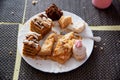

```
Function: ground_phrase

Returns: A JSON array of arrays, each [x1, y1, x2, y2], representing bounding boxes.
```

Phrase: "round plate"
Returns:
[[17, 11, 94, 73]]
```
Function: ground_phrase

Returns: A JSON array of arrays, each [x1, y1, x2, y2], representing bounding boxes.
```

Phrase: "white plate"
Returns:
[[17, 11, 94, 73]]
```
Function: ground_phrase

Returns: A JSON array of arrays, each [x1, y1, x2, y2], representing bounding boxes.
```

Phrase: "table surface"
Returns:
[[0, 0, 120, 80]]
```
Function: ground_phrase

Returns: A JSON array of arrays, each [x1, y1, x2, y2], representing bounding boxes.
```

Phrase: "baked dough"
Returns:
[[58, 16, 72, 29], [23, 40, 41, 56], [51, 32, 77, 64], [38, 33, 56, 56]]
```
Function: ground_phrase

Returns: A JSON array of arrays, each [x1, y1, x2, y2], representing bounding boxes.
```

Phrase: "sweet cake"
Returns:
[[38, 33, 56, 56], [73, 40, 86, 60], [23, 32, 41, 57], [50, 32, 78, 64], [45, 4, 63, 21], [30, 14, 53, 38], [58, 16, 72, 29]]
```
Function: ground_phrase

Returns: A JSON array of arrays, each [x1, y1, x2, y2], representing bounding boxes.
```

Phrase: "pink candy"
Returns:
[[75, 40, 82, 48], [92, 0, 112, 9]]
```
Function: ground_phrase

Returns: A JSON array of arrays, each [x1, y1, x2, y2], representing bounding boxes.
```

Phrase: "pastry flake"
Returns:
[[51, 32, 77, 64]]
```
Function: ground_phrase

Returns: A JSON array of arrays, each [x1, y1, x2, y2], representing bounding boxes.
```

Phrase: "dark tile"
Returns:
[[19, 31, 120, 80], [0, 24, 18, 80], [25, 0, 120, 25], [0, 0, 25, 23]]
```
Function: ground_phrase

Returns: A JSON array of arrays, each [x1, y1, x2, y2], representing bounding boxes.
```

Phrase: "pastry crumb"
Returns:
[[9, 51, 12, 55], [94, 45, 97, 48], [11, 12, 14, 15], [57, 64, 62, 68], [100, 47, 103, 50], [32, 0, 38, 5]]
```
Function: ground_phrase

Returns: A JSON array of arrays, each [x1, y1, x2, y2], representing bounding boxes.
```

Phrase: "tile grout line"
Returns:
[[90, 26, 120, 31], [12, 24, 22, 80], [22, 0, 28, 24], [0, 22, 20, 25]]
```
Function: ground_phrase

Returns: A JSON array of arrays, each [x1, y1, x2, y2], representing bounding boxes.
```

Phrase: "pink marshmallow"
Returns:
[[92, 0, 112, 9], [75, 40, 82, 48]]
